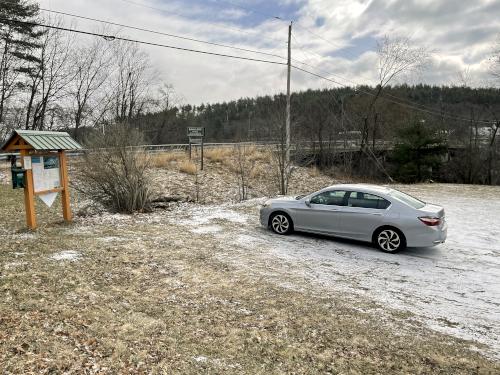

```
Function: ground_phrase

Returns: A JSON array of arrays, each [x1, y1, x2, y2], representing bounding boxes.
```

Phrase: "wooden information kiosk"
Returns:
[[1, 130, 82, 229]]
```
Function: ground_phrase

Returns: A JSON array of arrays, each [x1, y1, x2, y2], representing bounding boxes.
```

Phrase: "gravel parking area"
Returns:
[[175, 184, 500, 359]]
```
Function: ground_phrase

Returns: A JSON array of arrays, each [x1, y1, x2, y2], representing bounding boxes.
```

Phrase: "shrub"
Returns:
[[76, 126, 153, 213]]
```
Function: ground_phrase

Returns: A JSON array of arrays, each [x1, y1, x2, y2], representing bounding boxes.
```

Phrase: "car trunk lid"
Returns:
[[418, 203, 445, 218], [418, 203, 446, 227]]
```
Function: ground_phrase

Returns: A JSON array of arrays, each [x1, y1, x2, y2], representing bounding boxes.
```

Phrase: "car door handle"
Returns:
[[371, 213, 382, 216]]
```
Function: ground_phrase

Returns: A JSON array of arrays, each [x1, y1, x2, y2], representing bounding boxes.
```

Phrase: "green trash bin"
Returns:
[[11, 167, 26, 189]]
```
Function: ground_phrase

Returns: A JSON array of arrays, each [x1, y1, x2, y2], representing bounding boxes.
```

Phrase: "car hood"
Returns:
[[265, 196, 300, 204]]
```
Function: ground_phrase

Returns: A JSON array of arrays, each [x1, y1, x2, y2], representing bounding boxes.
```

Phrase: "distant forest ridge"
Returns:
[[128, 84, 500, 145]]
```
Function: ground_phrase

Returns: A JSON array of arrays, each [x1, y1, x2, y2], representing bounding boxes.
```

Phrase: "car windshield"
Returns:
[[388, 189, 426, 209]]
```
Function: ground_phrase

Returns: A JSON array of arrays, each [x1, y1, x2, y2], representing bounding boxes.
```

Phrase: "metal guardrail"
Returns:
[[64, 140, 376, 156], [1, 139, 476, 160]]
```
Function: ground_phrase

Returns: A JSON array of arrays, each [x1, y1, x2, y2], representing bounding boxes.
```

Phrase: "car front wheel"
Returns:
[[375, 228, 405, 253], [270, 213, 293, 235]]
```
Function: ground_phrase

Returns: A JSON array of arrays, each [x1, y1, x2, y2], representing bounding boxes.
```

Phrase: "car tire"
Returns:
[[374, 227, 406, 253], [269, 212, 293, 235]]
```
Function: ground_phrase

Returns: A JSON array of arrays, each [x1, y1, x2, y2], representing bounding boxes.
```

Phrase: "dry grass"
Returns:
[[204, 147, 233, 163], [203, 146, 271, 167], [149, 151, 186, 168], [245, 146, 272, 163], [0, 185, 499, 373], [179, 159, 198, 175]]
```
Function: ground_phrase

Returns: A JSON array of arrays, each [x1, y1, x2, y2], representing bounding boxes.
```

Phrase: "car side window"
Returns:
[[310, 190, 348, 206], [347, 192, 391, 209]]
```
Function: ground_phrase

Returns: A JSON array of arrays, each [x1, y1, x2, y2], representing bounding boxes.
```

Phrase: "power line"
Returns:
[[201, 0, 369, 61], [117, 0, 287, 45], [36, 7, 286, 60], [292, 65, 495, 124], [201, 0, 369, 63], [0, 17, 288, 66], [293, 24, 365, 62], [3, 2, 493, 124], [289, 31, 497, 124]]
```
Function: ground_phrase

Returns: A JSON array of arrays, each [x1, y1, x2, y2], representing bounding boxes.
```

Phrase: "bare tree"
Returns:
[[68, 36, 112, 140], [361, 36, 430, 150], [24, 17, 73, 130], [107, 40, 155, 124], [267, 100, 294, 195], [490, 34, 500, 83], [232, 144, 257, 201]]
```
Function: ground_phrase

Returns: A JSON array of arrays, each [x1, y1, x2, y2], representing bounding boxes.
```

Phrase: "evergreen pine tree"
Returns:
[[0, 0, 41, 124], [392, 120, 448, 182]]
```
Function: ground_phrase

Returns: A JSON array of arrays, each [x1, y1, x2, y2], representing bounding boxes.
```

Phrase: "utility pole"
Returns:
[[285, 21, 292, 171]]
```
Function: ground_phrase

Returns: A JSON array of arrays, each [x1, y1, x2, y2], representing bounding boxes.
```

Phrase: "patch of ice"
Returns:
[[50, 251, 81, 262], [190, 225, 222, 234]]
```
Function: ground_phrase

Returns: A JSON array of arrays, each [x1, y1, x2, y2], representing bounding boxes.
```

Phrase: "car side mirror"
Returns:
[[305, 199, 311, 207]]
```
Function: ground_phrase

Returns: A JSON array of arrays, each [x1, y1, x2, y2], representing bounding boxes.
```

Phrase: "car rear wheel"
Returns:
[[270, 213, 293, 235], [375, 228, 405, 253]]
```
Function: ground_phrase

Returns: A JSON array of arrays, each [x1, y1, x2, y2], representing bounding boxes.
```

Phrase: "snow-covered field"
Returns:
[[176, 184, 500, 358]]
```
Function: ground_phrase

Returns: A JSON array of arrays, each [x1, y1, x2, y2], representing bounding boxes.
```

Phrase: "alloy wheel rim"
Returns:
[[378, 230, 401, 252], [272, 215, 289, 234]]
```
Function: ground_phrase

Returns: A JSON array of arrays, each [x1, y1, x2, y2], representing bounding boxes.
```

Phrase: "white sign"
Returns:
[[187, 127, 205, 137], [38, 192, 58, 208], [189, 137, 203, 144], [32, 156, 61, 193], [23, 156, 32, 170]]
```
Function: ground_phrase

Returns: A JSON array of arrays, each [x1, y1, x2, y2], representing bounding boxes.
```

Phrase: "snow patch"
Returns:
[[14, 232, 37, 240], [178, 206, 247, 226], [4, 261, 28, 270], [50, 251, 82, 262], [193, 356, 208, 363], [98, 236, 128, 243]]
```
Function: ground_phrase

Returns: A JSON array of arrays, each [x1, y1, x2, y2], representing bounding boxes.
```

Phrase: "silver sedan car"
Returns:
[[259, 184, 447, 253]]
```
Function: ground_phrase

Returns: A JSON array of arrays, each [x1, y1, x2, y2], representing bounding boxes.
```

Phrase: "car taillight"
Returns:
[[419, 216, 441, 226]]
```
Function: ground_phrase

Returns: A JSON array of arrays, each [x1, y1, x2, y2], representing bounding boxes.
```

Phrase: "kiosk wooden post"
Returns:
[[20, 149, 37, 229], [0, 130, 82, 230], [59, 150, 72, 222]]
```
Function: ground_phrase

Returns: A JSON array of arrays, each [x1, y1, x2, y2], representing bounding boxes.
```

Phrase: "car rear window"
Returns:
[[389, 190, 426, 209], [347, 192, 391, 209]]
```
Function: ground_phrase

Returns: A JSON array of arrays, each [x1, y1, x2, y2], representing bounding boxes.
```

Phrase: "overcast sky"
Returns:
[[39, 0, 500, 105]]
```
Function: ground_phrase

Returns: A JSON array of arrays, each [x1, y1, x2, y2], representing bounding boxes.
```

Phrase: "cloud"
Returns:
[[38, 0, 500, 104]]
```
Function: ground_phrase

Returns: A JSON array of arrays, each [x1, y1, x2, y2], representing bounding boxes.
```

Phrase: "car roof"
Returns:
[[323, 183, 393, 195]]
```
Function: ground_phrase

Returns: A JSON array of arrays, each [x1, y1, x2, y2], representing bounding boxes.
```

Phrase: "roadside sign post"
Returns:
[[1, 130, 82, 230], [187, 127, 205, 171]]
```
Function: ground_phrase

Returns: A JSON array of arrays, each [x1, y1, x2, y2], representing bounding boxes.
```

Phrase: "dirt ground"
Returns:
[[0, 156, 499, 373]]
